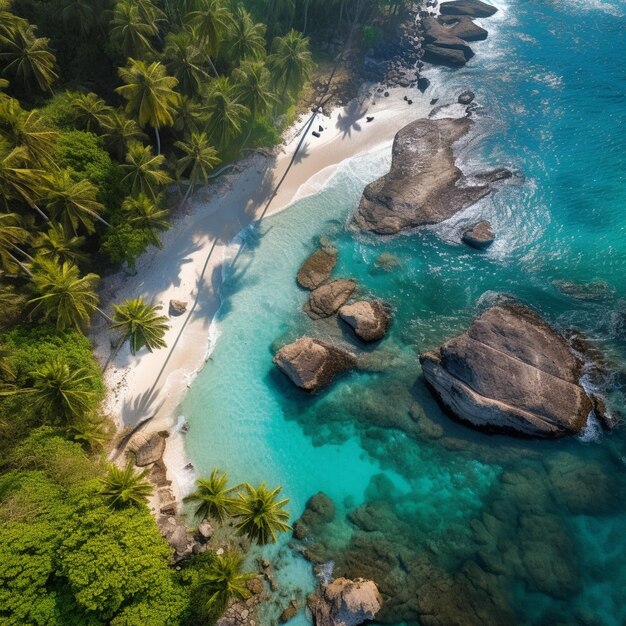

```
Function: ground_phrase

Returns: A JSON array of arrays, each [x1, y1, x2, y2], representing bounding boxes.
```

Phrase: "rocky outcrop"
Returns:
[[440, 0, 498, 17], [339, 300, 392, 342], [420, 304, 594, 437], [311, 578, 382, 626], [297, 244, 338, 290], [422, 17, 475, 67], [293, 492, 336, 539], [438, 15, 488, 41], [127, 430, 166, 466], [273, 338, 356, 392], [458, 90, 475, 105], [306, 279, 357, 319], [351, 118, 512, 235], [462, 220, 494, 248]]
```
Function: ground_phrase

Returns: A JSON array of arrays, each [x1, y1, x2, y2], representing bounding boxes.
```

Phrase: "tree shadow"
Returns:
[[335, 100, 369, 139], [293, 141, 311, 165]]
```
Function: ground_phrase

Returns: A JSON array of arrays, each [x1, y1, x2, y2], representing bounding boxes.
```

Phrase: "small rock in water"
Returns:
[[430, 97, 439, 105], [458, 89, 475, 104], [462, 220, 494, 249]]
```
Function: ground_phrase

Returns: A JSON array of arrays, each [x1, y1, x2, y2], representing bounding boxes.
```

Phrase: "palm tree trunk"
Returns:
[[154, 125, 161, 156], [181, 179, 194, 207], [8, 251, 33, 277], [96, 306, 114, 323], [303, 0, 309, 34], [207, 55, 219, 78], [12, 245, 34, 261], [31, 202, 49, 221]]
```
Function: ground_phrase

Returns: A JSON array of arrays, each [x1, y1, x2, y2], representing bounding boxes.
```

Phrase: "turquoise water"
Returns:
[[183, 0, 626, 623]]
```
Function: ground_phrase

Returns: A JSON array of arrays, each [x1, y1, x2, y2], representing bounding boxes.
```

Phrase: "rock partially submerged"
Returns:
[[297, 244, 338, 290], [339, 300, 392, 342], [351, 118, 511, 235], [422, 17, 475, 67], [306, 279, 357, 319], [420, 304, 594, 437], [127, 430, 166, 466], [438, 15, 488, 41], [311, 578, 382, 626], [273, 338, 356, 392], [462, 220, 494, 248], [440, 0, 498, 17]]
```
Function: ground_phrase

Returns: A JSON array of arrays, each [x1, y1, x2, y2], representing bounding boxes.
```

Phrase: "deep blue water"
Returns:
[[182, 0, 626, 623]]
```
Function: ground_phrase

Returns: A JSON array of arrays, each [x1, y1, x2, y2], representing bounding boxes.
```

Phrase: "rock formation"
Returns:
[[311, 578, 382, 626], [127, 430, 166, 466], [351, 118, 511, 235], [293, 492, 336, 539], [438, 15, 488, 41], [297, 243, 338, 290], [420, 304, 594, 437], [462, 220, 494, 248], [273, 338, 356, 392], [440, 0, 498, 18], [339, 300, 392, 342], [422, 17, 475, 66], [306, 279, 357, 319], [169, 299, 188, 315]]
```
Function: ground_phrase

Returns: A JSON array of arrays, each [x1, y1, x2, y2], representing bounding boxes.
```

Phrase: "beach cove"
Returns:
[[96, 0, 626, 623]]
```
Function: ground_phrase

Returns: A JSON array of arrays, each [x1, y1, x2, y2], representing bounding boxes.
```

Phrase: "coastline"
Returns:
[[91, 86, 433, 509]]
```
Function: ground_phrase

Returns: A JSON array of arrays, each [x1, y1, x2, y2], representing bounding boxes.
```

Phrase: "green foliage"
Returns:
[[100, 462, 154, 509], [234, 481, 291, 544], [362, 24, 382, 48], [184, 469, 237, 523], [100, 222, 156, 268]]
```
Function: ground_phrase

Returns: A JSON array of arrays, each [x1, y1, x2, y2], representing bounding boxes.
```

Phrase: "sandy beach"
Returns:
[[91, 86, 432, 504]]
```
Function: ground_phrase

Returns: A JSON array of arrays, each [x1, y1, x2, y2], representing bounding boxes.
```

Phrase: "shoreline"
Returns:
[[91, 85, 433, 512]]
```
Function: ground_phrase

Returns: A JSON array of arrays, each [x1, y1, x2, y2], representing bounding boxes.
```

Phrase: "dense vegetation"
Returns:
[[0, 0, 312, 623]]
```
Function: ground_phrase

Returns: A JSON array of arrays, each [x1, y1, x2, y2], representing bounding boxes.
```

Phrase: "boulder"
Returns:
[[438, 15, 488, 41], [169, 299, 188, 315], [280, 600, 298, 623], [339, 300, 392, 342], [462, 220, 494, 248], [440, 0, 498, 17], [297, 244, 338, 290], [351, 118, 511, 235], [458, 89, 475, 104], [293, 492, 336, 539], [197, 520, 213, 539], [420, 304, 594, 437], [273, 338, 356, 392], [422, 17, 475, 67], [312, 578, 382, 626], [127, 430, 166, 466], [306, 279, 357, 319]]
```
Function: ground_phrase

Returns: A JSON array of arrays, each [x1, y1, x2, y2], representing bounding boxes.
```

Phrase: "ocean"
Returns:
[[181, 0, 626, 623]]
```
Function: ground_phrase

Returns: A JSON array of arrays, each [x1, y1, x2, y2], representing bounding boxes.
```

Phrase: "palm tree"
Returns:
[[28, 258, 99, 331], [203, 77, 248, 150], [174, 131, 220, 203], [164, 28, 211, 97], [71, 414, 110, 451], [268, 30, 313, 101], [0, 283, 25, 329], [100, 462, 154, 509], [109, 0, 158, 59], [173, 96, 208, 136], [33, 223, 88, 265], [0, 211, 29, 274], [0, 137, 48, 220], [62, 0, 99, 37], [184, 469, 237, 523], [234, 482, 290, 545], [30, 359, 98, 423], [116, 59, 182, 154], [188, 0, 234, 76], [121, 193, 170, 247], [0, 97, 59, 167], [44, 170, 109, 234], [226, 8, 266, 64], [232, 61, 277, 146], [101, 109, 147, 160], [199, 552, 253, 617], [0, 21, 58, 93], [70, 92, 113, 133], [111, 297, 169, 354], [122, 141, 173, 199]]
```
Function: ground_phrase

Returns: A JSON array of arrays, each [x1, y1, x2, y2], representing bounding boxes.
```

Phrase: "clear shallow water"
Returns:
[[183, 0, 626, 623]]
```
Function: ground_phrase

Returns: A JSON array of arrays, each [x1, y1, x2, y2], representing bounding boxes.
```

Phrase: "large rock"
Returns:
[[420, 304, 594, 437], [339, 300, 392, 342], [273, 338, 356, 392], [351, 118, 511, 235], [306, 279, 357, 319], [127, 430, 166, 465], [297, 244, 338, 290], [440, 0, 498, 17], [438, 15, 488, 41], [422, 17, 475, 66], [462, 220, 494, 248], [312, 578, 382, 626]]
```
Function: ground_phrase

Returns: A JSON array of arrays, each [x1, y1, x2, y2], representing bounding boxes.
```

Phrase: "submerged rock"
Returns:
[[440, 0, 498, 17], [273, 338, 356, 392], [339, 300, 392, 342], [297, 244, 338, 290], [306, 279, 357, 319], [420, 304, 594, 437], [462, 220, 494, 248], [351, 118, 511, 235], [127, 430, 166, 466], [311, 578, 382, 626], [553, 279, 614, 301]]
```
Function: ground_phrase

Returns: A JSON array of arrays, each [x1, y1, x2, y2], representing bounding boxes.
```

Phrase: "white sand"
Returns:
[[91, 86, 433, 502]]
